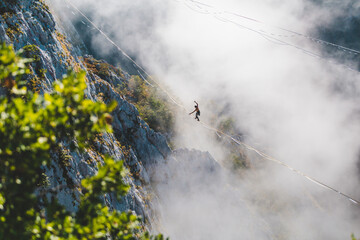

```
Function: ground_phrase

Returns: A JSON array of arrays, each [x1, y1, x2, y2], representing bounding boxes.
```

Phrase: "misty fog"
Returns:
[[49, 0, 360, 239]]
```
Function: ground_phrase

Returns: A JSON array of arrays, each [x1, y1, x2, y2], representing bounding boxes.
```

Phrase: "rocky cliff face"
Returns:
[[0, 0, 219, 232]]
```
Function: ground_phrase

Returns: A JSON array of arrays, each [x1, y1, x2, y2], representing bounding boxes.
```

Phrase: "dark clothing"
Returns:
[[195, 110, 200, 121]]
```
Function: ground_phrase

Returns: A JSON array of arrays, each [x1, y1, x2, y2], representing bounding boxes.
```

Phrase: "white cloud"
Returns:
[[51, 0, 360, 238]]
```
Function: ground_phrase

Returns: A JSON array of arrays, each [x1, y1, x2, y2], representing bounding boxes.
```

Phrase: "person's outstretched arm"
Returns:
[[189, 109, 196, 115], [194, 101, 198, 107]]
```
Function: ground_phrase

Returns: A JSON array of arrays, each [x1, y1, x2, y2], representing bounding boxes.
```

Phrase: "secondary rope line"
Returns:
[[63, 0, 360, 206], [211, 10, 302, 49], [183, 0, 210, 14], [180, 0, 359, 72], [185, 0, 360, 55], [221, 16, 359, 72], [183, 0, 296, 39], [209, 9, 350, 65], [212, 13, 293, 46]]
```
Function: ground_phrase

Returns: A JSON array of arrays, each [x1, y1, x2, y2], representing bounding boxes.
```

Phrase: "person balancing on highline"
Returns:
[[189, 101, 200, 121]]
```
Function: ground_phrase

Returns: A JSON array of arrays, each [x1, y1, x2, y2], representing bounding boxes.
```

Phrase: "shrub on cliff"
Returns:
[[0, 43, 166, 240], [126, 75, 174, 135]]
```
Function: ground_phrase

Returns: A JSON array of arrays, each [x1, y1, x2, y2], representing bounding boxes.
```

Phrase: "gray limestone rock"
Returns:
[[0, 0, 220, 233]]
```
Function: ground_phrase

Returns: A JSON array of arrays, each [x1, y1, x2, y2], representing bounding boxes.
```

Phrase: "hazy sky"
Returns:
[[51, 0, 360, 239]]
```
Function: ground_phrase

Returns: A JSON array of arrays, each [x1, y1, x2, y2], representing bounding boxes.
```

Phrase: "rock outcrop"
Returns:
[[0, 0, 220, 232]]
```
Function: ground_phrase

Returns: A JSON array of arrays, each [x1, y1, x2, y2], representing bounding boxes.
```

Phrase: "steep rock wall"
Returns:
[[0, 0, 219, 232]]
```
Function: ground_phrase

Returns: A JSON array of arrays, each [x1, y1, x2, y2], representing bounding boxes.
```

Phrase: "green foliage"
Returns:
[[218, 117, 236, 135], [215, 117, 249, 170], [0, 43, 166, 239], [31, 157, 145, 240], [5, 23, 23, 42], [1, 12, 23, 42], [81, 157, 129, 200], [59, 148, 72, 168], [83, 56, 174, 135], [37, 173, 50, 188], [29, 75, 42, 93], [23, 44, 48, 90], [23, 45, 41, 62], [35, 0, 50, 12], [352, 234, 359, 240], [0, 43, 29, 80], [223, 147, 248, 171], [38, 68, 47, 78], [82, 56, 124, 80], [228, 152, 248, 169], [124, 76, 174, 135]]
